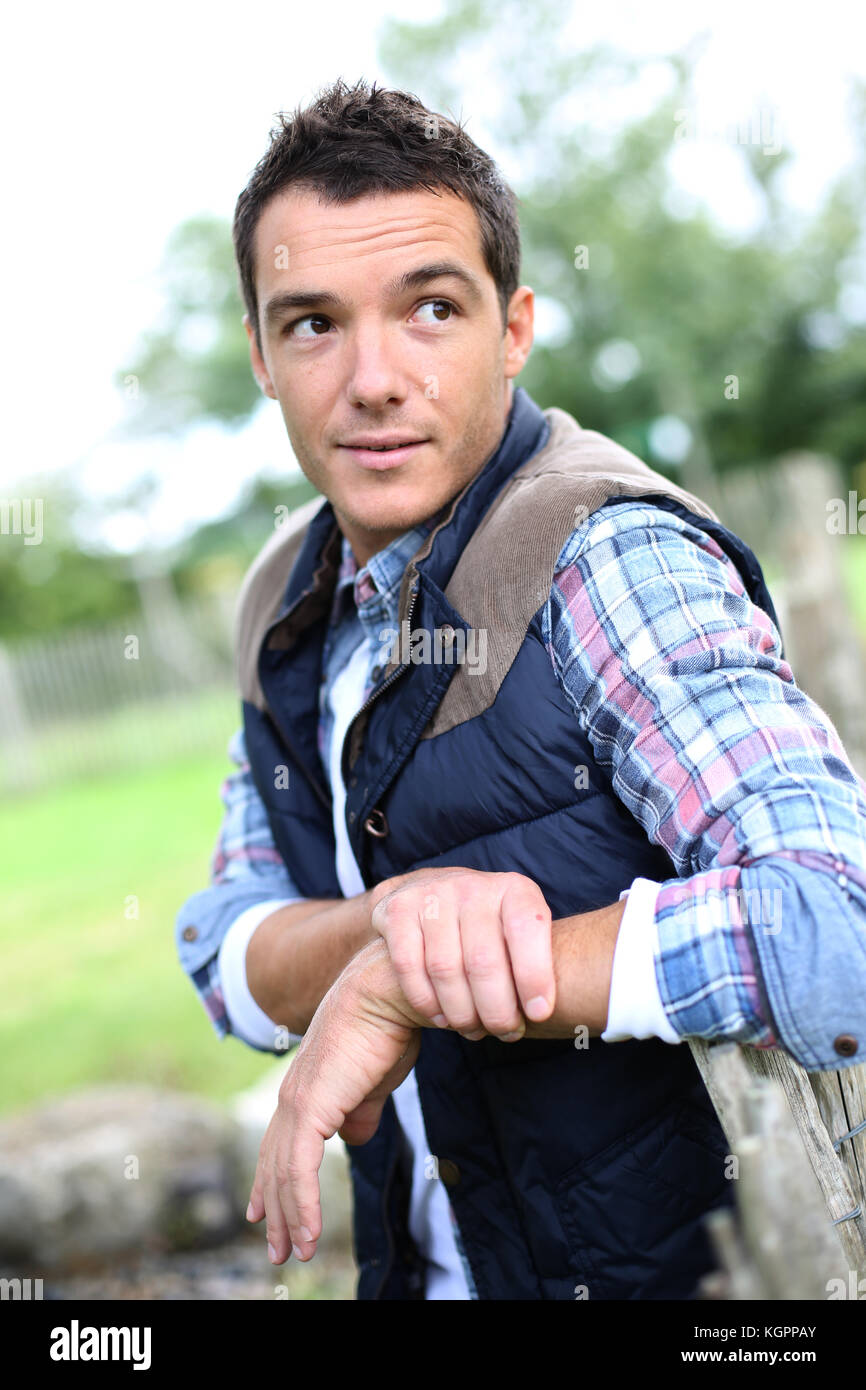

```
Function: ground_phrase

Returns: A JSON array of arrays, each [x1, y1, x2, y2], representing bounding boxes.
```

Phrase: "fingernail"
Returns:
[[246, 1202, 255, 1221], [464, 1029, 486, 1041], [299, 1226, 313, 1242], [432, 1014, 448, 1028], [268, 1242, 277, 1262], [499, 1030, 523, 1042], [292, 1244, 303, 1260], [525, 995, 550, 1021]]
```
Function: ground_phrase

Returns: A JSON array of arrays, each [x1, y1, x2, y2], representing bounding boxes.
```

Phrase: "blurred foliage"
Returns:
[[0, 472, 316, 643], [116, 215, 261, 433], [381, 1, 866, 491], [0, 477, 139, 641]]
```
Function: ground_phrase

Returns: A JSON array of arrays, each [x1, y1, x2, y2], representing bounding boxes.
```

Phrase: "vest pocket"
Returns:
[[553, 1096, 733, 1300]]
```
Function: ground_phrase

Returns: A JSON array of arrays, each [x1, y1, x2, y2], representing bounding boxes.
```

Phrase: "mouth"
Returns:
[[338, 440, 429, 470]]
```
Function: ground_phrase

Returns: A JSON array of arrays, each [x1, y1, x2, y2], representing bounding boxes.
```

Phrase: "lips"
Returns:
[[339, 440, 429, 470]]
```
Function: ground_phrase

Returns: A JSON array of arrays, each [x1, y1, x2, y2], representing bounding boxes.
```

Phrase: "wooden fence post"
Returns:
[[689, 1039, 866, 1299]]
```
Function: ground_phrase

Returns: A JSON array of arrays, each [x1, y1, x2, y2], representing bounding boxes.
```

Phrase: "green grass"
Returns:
[[841, 535, 866, 639], [0, 751, 274, 1116]]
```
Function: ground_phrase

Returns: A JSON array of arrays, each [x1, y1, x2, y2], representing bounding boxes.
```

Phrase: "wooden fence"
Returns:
[[689, 1040, 866, 1299]]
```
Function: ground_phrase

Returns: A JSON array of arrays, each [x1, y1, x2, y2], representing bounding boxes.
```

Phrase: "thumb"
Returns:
[[338, 1031, 421, 1145]]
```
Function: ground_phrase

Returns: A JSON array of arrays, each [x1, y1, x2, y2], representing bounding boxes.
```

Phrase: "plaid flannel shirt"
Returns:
[[176, 498, 866, 1071]]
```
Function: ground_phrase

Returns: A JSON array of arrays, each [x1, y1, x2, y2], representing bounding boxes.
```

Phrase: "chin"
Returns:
[[347, 487, 441, 527]]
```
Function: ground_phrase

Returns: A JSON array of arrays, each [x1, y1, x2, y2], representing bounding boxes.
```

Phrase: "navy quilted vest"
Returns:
[[241, 388, 783, 1300]]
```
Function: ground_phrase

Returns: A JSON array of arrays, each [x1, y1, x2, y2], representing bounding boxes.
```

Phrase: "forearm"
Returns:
[[523, 899, 625, 1038], [246, 889, 382, 1035], [359, 897, 626, 1040]]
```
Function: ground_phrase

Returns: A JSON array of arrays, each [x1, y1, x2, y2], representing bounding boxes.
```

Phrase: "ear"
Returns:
[[503, 286, 534, 380], [244, 313, 278, 399]]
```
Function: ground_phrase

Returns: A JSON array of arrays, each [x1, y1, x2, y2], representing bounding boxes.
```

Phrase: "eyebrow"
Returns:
[[263, 260, 485, 328]]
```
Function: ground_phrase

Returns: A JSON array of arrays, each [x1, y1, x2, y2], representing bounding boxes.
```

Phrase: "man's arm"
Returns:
[[544, 497, 866, 1068], [244, 890, 380, 1036], [175, 728, 469, 1044], [176, 727, 382, 1046], [247, 892, 625, 1265]]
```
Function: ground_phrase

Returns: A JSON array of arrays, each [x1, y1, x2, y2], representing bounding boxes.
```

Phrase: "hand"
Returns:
[[245, 938, 425, 1266], [370, 868, 555, 1041]]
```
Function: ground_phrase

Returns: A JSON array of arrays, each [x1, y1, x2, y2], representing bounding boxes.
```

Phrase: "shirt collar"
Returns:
[[328, 510, 442, 632]]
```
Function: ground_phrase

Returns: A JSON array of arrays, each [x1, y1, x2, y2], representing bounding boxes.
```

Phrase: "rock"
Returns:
[[0, 1085, 247, 1269]]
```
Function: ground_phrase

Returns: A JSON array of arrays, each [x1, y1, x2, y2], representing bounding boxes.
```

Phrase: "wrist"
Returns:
[[346, 937, 430, 1033]]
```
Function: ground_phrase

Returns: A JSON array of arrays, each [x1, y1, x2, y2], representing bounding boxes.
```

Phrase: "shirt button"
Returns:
[[349, 776, 358, 788], [834, 1034, 858, 1057], [182, 925, 198, 942], [438, 1159, 461, 1188], [371, 665, 383, 681]]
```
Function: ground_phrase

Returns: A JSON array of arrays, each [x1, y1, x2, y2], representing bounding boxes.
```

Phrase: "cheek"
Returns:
[[277, 376, 328, 437]]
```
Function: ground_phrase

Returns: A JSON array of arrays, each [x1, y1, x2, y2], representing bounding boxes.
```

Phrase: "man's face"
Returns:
[[245, 185, 533, 566]]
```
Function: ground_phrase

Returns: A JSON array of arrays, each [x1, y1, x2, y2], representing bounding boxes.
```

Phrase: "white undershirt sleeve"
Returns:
[[218, 898, 306, 1050], [600, 877, 681, 1044]]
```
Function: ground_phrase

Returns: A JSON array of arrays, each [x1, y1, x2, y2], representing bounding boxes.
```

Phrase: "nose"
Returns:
[[343, 321, 409, 411]]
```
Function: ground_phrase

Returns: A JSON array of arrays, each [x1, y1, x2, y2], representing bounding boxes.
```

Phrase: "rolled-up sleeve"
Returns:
[[175, 726, 309, 1044], [545, 498, 866, 1071]]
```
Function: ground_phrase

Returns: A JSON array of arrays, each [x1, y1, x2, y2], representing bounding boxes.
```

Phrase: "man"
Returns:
[[176, 78, 866, 1300]]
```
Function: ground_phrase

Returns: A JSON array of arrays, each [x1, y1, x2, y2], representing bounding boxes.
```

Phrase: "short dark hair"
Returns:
[[233, 77, 521, 352]]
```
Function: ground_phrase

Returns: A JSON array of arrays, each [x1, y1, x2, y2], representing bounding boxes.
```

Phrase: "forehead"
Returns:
[[251, 185, 490, 300]]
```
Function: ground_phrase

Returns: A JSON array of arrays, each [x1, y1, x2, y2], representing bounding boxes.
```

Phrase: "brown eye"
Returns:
[[417, 300, 455, 324], [288, 315, 331, 339]]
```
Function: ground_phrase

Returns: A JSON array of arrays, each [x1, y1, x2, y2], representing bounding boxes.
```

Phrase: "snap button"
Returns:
[[182, 925, 198, 942], [440, 625, 455, 645], [438, 1159, 461, 1188], [834, 1034, 858, 1057], [364, 807, 389, 838]]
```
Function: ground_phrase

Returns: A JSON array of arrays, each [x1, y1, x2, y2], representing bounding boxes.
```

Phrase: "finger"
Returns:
[[262, 1133, 293, 1265], [500, 876, 555, 1021], [246, 1165, 265, 1223], [459, 906, 523, 1038], [373, 896, 443, 1022], [423, 908, 481, 1034], [281, 1124, 326, 1262]]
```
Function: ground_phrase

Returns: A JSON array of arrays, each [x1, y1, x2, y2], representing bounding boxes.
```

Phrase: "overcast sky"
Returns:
[[3, 0, 864, 552]]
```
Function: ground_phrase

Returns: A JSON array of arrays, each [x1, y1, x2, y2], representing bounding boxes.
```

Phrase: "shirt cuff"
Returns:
[[217, 898, 305, 1050], [601, 877, 681, 1045]]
